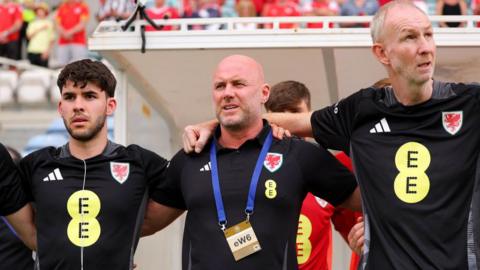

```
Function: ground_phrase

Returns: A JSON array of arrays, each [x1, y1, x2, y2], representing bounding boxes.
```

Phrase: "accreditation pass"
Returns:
[[224, 220, 262, 261]]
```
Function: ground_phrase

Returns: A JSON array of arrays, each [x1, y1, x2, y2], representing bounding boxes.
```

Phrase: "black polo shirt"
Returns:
[[152, 122, 357, 270], [19, 141, 168, 270], [0, 143, 27, 216], [311, 81, 480, 269], [0, 217, 33, 270]]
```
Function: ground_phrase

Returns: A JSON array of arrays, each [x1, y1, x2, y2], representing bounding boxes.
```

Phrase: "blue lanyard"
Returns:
[[1, 216, 19, 238], [210, 131, 272, 230]]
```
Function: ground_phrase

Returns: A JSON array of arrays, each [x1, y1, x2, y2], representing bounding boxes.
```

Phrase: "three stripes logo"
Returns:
[[200, 162, 211, 172], [370, 118, 391, 133], [43, 168, 63, 181]]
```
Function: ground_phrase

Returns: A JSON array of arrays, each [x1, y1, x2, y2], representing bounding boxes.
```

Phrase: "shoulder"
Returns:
[[20, 146, 58, 168], [124, 144, 167, 162], [435, 81, 480, 99], [273, 136, 329, 157]]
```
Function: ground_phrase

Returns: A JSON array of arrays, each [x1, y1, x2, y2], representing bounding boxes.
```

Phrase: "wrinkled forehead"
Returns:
[[385, 5, 431, 31]]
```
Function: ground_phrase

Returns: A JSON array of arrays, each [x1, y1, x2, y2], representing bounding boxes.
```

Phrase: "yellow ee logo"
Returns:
[[394, 142, 431, 203], [265, 179, 277, 199], [296, 214, 312, 264], [66, 190, 101, 247]]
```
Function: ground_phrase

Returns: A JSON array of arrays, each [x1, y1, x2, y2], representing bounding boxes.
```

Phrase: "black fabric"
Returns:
[[27, 53, 48, 67], [0, 143, 27, 216], [0, 40, 19, 60], [442, 2, 462, 27], [152, 123, 357, 270], [0, 217, 33, 270], [19, 142, 168, 270], [311, 81, 480, 269]]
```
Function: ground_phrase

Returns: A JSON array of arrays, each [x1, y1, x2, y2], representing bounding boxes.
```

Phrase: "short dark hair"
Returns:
[[57, 59, 116, 97], [265, 80, 311, 112]]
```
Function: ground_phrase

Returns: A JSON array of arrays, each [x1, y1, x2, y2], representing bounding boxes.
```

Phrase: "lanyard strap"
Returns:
[[210, 131, 273, 229], [1, 216, 18, 238]]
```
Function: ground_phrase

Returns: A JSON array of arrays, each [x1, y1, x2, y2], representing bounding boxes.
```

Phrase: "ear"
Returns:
[[57, 100, 63, 116], [372, 43, 390, 66], [261, 84, 270, 104], [106, 97, 117, 116]]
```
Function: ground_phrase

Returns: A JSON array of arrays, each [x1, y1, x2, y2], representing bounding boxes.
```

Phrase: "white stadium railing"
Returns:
[[89, 16, 480, 50]]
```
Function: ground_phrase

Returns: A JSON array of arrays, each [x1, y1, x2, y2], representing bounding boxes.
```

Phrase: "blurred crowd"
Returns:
[[1, 0, 479, 69]]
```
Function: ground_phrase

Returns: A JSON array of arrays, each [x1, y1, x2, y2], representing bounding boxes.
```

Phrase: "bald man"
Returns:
[[143, 55, 361, 270]]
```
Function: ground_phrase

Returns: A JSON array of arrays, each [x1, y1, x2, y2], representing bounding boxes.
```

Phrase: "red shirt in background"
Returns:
[[56, 1, 89, 45], [262, 0, 300, 29], [0, 2, 22, 42], [145, 6, 180, 31], [305, 1, 338, 29], [296, 152, 361, 270]]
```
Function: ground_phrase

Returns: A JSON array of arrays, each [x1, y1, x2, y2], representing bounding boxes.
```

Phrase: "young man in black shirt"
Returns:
[[0, 146, 34, 269], [17, 59, 178, 270], [184, 2, 480, 269], [144, 55, 361, 270]]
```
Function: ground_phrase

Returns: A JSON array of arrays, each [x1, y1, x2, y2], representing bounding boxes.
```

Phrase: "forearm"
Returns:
[[264, 112, 313, 137], [5, 204, 36, 250], [339, 187, 362, 212], [141, 200, 184, 236]]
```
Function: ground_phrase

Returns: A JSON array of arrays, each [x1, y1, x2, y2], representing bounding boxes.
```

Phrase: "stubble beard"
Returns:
[[64, 114, 107, 142]]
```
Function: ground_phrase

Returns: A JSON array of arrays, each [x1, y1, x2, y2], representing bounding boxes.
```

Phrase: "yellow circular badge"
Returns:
[[265, 179, 277, 199], [394, 142, 431, 203], [66, 190, 102, 247]]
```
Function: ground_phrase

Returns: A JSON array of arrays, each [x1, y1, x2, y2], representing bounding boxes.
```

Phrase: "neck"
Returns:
[[218, 119, 264, 149], [69, 129, 108, 160], [391, 79, 433, 106]]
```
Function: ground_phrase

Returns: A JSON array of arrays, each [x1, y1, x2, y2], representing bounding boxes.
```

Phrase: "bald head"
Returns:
[[371, 0, 429, 43], [212, 55, 270, 132], [214, 55, 265, 85]]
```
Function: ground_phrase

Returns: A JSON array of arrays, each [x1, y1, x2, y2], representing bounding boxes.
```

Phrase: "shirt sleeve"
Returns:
[[296, 140, 357, 207], [136, 146, 169, 196], [18, 152, 34, 202], [0, 144, 27, 216], [150, 150, 187, 210], [310, 90, 362, 152]]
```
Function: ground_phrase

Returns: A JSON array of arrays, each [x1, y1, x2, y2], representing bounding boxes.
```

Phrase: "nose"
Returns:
[[222, 83, 235, 99], [73, 96, 85, 112], [418, 35, 435, 55]]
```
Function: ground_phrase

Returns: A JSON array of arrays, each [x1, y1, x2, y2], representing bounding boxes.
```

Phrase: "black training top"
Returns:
[[152, 122, 357, 270], [0, 217, 33, 270], [0, 143, 27, 216], [311, 81, 480, 269], [19, 141, 168, 270]]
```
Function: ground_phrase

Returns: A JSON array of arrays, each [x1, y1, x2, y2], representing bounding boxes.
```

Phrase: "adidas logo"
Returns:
[[43, 168, 63, 181], [200, 162, 211, 172], [370, 118, 391, 133]]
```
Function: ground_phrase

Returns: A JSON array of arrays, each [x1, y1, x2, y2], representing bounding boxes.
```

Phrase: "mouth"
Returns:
[[71, 116, 88, 125], [222, 104, 239, 111], [417, 61, 432, 69]]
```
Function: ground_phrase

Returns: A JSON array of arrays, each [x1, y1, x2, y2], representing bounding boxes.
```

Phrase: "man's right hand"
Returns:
[[182, 120, 218, 153], [348, 216, 365, 255]]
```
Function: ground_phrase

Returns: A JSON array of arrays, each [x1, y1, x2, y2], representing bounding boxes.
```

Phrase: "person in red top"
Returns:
[[55, 0, 89, 66], [145, 0, 180, 31], [472, 0, 480, 27], [264, 80, 361, 270], [303, 0, 339, 29], [262, 0, 300, 29], [0, 0, 22, 60]]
